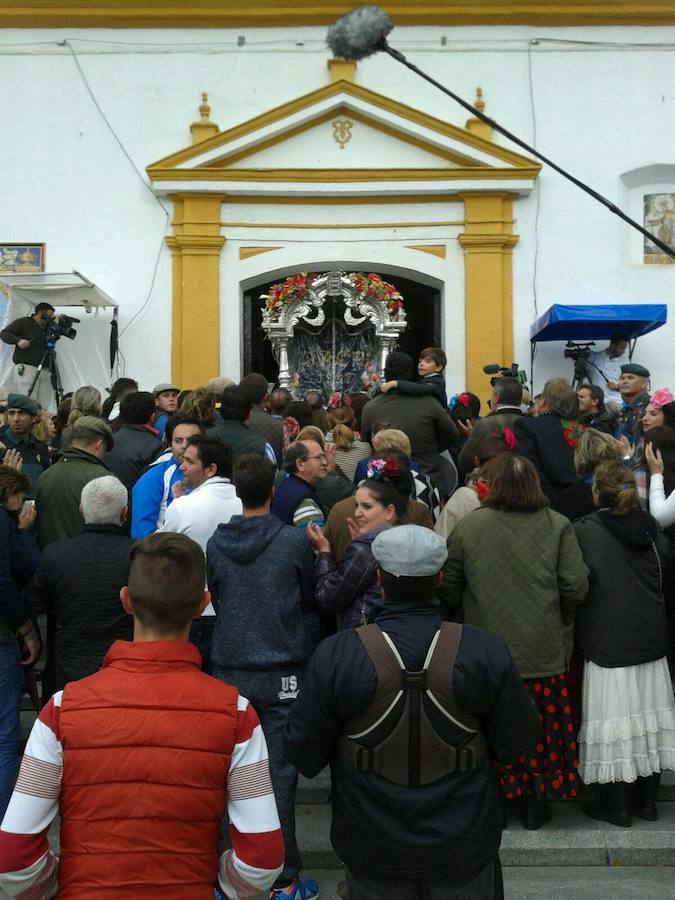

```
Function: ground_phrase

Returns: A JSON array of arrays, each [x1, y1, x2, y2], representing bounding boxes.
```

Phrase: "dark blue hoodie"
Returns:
[[207, 513, 315, 670]]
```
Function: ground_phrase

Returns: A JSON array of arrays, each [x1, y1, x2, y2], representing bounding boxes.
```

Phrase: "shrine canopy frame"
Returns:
[[529, 303, 667, 389]]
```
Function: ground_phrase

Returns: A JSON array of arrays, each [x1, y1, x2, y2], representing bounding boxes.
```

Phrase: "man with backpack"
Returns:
[[285, 525, 540, 900]]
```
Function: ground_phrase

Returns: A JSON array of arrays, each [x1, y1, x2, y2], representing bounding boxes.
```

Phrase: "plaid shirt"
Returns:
[[315, 529, 386, 630]]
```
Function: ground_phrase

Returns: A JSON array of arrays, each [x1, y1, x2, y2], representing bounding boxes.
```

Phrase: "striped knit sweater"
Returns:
[[0, 679, 283, 898]]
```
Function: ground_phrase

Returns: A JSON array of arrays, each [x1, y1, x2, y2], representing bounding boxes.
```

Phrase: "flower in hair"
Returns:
[[475, 479, 489, 502], [651, 388, 674, 410], [449, 392, 470, 410], [383, 458, 401, 478], [366, 457, 400, 481]]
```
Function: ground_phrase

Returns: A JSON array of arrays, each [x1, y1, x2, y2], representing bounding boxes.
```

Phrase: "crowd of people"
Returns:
[[0, 336, 673, 899]]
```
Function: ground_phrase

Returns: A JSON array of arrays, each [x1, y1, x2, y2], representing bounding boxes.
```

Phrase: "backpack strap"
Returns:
[[425, 622, 487, 768], [343, 624, 404, 739], [425, 622, 481, 734]]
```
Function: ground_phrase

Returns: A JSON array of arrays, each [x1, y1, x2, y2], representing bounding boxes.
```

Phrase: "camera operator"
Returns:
[[586, 334, 629, 405], [0, 303, 57, 411]]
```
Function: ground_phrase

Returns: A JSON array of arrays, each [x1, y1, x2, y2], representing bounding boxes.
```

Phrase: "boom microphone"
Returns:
[[326, 5, 393, 60], [482, 364, 502, 375], [326, 5, 675, 261]]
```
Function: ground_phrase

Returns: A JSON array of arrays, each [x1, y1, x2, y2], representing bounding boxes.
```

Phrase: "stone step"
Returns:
[[261, 867, 675, 899], [297, 768, 675, 804], [294, 801, 675, 870]]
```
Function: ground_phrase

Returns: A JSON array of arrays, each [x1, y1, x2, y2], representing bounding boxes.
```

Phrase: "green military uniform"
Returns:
[[0, 425, 49, 491]]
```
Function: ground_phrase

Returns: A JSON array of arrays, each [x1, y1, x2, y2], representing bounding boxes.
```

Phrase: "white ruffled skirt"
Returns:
[[579, 656, 675, 784]]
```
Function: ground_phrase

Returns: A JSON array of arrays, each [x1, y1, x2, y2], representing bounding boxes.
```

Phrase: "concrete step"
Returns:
[[265, 867, 675, 899], [298, 767, 675, 804], [294, 801, 675, 870]]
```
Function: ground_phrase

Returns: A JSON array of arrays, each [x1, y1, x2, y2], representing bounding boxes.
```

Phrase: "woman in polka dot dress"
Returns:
[[440, 452, 589, 829]]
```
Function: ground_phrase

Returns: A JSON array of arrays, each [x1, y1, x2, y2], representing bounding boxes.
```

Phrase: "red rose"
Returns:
[[383, 458, 400, 478], [475, 480, 489, 502]]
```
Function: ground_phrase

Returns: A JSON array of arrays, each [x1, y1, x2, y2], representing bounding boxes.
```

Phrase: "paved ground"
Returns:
[[283, 867, 675, 899]]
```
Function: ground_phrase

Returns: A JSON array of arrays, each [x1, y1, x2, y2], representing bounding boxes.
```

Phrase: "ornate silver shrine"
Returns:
[[260, 271, 407, 390]]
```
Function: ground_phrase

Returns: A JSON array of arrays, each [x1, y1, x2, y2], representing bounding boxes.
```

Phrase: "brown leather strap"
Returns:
[[343, 624, 402, 737], [427, 622, 480, 734]]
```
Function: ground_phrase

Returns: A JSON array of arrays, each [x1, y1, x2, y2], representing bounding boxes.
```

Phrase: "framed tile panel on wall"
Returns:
[[0, 243, 45, 273]]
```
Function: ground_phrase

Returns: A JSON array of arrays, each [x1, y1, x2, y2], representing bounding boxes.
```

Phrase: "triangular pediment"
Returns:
[[147, 80, 540, 195]]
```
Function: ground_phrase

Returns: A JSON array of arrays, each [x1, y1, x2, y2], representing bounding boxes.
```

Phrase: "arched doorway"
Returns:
[[242, 269, 442, 388]]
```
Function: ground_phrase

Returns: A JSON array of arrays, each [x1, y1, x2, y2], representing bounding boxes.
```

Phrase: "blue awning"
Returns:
[[530, 304, 667, 342]]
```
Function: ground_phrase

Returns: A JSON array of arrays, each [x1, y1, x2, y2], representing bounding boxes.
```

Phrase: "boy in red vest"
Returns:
[[0, 532, 284, 899]]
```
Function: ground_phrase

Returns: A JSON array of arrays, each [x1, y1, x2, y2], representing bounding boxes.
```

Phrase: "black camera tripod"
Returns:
[[27, 344, 64, 408]]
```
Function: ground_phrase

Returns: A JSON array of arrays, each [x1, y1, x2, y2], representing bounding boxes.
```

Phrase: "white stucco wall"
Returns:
[[0, 24, 673, 397]]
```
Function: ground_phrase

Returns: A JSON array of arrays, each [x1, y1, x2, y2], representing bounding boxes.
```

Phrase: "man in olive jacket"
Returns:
[[361, 353, 457, 492], [34, 416, 113, 549]]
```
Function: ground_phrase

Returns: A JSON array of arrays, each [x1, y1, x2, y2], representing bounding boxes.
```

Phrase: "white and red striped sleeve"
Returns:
[[0, 692, 63, 899], [218, 694, 284, 900]]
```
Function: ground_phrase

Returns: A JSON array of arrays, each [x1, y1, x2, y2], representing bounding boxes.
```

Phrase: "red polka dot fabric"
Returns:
[[497, 672, 578, 801]]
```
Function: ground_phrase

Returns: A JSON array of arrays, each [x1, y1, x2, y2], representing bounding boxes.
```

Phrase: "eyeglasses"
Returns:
[[306, 453, 327, 461]]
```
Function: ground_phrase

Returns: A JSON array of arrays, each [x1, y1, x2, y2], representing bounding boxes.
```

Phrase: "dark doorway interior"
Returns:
[[242, 270, 441, 385]]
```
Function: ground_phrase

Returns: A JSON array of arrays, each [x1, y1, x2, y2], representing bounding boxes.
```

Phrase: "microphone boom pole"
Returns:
[[326, 5, 675, 261], [380, 42, 675, 262]]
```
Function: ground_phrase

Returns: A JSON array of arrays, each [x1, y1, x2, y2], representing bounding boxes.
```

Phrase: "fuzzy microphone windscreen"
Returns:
[[326, 5, 394, 60]]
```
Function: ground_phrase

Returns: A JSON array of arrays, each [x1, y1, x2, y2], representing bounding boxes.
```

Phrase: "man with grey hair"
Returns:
[[30, 475, 133, 696]]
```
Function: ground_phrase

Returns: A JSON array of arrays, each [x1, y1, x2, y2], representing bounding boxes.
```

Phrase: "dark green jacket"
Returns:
[[34, 448, 110, 548], [440, 506, 588, 678]]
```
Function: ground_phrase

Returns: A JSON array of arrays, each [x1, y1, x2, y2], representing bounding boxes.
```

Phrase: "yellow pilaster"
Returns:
[[166, 194, 224, 387], [458, 192, 518, 398]]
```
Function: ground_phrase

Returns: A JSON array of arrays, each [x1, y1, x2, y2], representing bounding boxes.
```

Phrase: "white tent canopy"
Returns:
[[0, 271, 119, 399]]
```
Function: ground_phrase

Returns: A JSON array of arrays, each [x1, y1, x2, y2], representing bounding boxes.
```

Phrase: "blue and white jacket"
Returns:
[[130, 450, 183, 539]]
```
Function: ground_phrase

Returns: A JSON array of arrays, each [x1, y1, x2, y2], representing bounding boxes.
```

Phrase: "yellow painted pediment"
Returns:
[[146, 80, 540, 194]]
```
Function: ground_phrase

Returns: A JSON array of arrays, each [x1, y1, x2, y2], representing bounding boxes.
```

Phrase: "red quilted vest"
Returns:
[[57, 640, 239, 899]]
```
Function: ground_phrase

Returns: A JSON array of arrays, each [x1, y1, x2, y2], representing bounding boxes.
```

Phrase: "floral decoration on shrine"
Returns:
[[260, 271, 405, 322]]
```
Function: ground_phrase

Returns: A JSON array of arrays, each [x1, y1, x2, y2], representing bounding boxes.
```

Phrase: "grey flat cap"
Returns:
[[372, 524, 447, 577], [72, 415, 114, 451], [153, 382, 180, 395]]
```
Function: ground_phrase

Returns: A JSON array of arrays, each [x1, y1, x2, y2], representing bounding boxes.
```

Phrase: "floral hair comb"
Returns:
[[366, 458, 401, 481], [650, 388, 674, 410]]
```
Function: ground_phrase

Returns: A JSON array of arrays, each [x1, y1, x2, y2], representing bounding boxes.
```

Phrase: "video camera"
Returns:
[[563, 340, 595, 384], [44, 313, 79, 345], [482, 363, 528, 387]]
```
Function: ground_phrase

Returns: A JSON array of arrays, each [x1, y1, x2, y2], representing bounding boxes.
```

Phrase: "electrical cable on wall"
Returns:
[[64, 40, 170, 344]]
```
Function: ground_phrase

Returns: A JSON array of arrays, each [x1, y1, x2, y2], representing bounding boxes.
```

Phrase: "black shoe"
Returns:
[[583, 782, 632, 827], [632, 773, 661, 821], [522, 795, 552, 830]]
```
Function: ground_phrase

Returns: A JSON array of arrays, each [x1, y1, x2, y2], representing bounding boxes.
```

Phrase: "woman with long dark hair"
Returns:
[[440, 453, 589, 829], [573, 461, 675, 826], [307, 457, 412, 630]]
